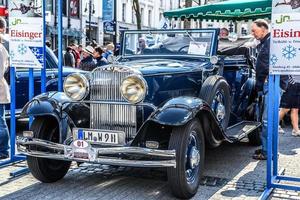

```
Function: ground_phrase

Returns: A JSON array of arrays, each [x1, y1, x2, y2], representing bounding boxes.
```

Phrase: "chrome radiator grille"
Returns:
[[90, 67, 137, 141]]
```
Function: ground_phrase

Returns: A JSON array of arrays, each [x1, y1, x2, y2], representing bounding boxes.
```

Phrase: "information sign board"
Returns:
[[270, 0, 300, 75], [9, 0, 44, 69]]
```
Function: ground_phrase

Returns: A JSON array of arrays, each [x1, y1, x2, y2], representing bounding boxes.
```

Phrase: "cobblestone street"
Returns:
[[0, 128, 300, 200]]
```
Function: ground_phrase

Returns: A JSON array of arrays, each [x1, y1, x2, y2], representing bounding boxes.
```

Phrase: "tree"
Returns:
[[132, 0, 142, 30], [184, 0, 193, 28]]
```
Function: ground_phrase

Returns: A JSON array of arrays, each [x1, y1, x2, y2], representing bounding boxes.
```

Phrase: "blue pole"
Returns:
[[57, 0, 63, 92], [267, 75, 275, 188], [41, 0, 46, 93], [29, 68, 34, 125], [9, 67, 16, 159], [273, 75, 280, 176]]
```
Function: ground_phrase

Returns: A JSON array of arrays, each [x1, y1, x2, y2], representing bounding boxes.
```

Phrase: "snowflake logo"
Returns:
[[270, 54, 278, 66], [31, 48, 40, 56], [282, 45, 297, 60], [18, 44, 27, 55]]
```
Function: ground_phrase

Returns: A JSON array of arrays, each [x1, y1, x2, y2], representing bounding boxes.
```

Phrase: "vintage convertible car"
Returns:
[[17, 29, 261, 199]]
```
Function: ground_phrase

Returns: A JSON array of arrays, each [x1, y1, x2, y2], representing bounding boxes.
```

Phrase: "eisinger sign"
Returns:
[[9, 0, 44, 69], [270, 0, 300, 75]]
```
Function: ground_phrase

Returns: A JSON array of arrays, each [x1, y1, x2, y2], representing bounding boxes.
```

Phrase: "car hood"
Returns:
[[118, 59, 210, 76]]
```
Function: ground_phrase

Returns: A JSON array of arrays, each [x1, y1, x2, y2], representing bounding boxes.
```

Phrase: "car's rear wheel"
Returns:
[[200, 76, 231, 130], [167, 119, 205, 199], [27, 117, 71, 183]]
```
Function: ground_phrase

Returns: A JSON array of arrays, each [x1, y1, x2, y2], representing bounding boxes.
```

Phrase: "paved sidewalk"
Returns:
[[0, 127, 299, 199]]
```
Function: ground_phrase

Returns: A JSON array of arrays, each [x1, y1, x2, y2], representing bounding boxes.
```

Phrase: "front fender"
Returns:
[[21, 92, 89, 143], [151, 97, 209, 126], [134, 97, 227, 148]]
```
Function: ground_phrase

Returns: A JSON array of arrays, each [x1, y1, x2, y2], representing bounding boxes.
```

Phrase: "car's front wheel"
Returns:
[[167, 119, 205, 199], [27, 117, 71, 183]]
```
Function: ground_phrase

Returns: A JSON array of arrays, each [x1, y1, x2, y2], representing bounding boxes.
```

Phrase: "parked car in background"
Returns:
[[5, 46, 84, 119], [17, 29, 262, 198]]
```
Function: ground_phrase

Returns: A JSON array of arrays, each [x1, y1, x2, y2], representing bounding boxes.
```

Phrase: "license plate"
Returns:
[[73, 128, 125, 145]]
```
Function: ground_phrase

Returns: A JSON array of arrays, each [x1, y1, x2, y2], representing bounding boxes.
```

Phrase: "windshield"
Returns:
[[122, 30, 216, 57]]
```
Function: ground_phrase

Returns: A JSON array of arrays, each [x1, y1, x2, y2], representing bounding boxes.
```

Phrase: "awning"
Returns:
[[163, 0, 272, 21]]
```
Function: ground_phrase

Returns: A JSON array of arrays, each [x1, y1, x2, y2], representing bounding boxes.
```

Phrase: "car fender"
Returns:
[[21, 92, 89, 143], [134, 97, 227, 148]]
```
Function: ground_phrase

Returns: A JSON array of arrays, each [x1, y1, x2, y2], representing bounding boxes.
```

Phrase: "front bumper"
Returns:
[[17, 137, 176, 168]]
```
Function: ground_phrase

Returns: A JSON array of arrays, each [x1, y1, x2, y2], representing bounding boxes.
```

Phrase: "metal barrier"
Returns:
[[259, 75, 300, 199]]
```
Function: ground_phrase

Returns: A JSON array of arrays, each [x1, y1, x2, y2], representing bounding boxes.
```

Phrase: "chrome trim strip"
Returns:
[[17, 137, 176, 168], [19, 150, 176, 168]]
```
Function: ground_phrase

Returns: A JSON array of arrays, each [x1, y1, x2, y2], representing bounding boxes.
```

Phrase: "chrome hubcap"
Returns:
[[216, 103, 225, 121], [212, 91, 226, 122], [189, 146, 200, 169], [186, 133, 201, 184]]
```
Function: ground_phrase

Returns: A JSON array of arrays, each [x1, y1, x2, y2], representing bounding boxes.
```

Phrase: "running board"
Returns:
[[225, 121, 261, 141]]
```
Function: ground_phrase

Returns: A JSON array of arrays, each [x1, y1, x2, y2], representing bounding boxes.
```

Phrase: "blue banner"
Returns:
[[102, 0, 113, 21]]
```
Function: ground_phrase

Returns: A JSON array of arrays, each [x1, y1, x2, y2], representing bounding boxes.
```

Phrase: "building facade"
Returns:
[[45, 0, 82, 50], [103, 0, 178, 45]]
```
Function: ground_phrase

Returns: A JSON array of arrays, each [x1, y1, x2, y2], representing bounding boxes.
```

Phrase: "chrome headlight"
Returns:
[[120, 75, 147, 104], [63, 73, 89, 101]]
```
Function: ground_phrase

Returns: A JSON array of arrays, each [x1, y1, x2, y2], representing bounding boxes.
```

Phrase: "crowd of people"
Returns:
[[62, 42, 119, 71]]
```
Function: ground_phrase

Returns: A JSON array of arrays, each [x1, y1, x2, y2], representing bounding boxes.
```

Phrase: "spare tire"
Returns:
[[199, 75, 231, 130]]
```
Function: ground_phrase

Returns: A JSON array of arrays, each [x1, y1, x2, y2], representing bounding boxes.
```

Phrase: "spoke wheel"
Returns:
[[167, 119, 205, 199], [200, 75, 231, 130]]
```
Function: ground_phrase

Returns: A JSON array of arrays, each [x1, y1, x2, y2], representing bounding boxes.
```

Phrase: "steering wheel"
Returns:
[[178, 45, 190, 52]]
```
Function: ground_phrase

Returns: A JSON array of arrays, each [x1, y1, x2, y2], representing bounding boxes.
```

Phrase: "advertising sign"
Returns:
[[103, 21, 115, 35], [270, 0, 300, 75], [102, 0, 113, 22], [9, 0, 44, 69], [69, 0, 79, 17]]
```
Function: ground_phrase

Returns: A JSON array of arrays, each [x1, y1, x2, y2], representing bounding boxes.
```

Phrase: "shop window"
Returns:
[[148, 10, 152, 27], [122, 3, 126, 22], [141, 8, 144, 26]]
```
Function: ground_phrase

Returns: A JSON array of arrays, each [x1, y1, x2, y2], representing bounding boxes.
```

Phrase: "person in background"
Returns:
[[279, 75, 300, 136], [251, 19, 271, 160], [0, 17, 10, 160], [90, 40, 98, 48], [63, 46, 75, 68], [93, 46, 107, 68], [219, 27, 229, 39], [137, 38, 147, 54], [69, 43, 81, 67], [79, 45, 95, 71], [114, 44, 121, 56], [77, 44, 83, 57], [103, 43, 115, 60]]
